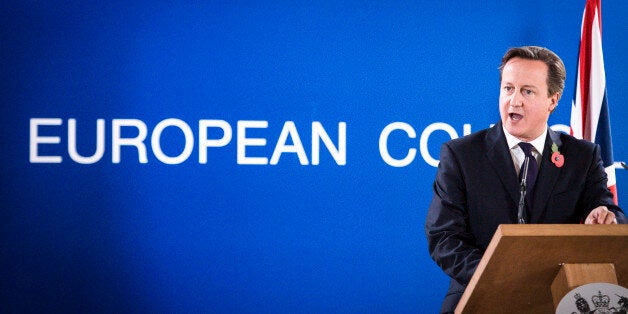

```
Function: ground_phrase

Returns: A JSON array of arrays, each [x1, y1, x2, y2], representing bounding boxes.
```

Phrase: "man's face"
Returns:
[[499, 57, 558, 142]]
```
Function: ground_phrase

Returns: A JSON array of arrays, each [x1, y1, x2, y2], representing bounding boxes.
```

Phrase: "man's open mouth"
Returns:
[[509, 113, 524, 121]]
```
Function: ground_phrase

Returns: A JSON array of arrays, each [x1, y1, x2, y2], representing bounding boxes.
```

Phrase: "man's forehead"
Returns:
[[501, 58, 548, 84]]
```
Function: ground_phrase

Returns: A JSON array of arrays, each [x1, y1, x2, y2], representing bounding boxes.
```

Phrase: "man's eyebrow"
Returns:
[[520, 84, 539, 90]]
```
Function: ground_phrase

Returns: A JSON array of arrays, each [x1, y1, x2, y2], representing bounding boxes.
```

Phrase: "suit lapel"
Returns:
[[485, 123, 520, 206], [530, 128, 563, 223]]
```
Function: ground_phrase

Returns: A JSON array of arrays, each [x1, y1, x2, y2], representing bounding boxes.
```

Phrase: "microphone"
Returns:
[[517, 156, 529, 224]]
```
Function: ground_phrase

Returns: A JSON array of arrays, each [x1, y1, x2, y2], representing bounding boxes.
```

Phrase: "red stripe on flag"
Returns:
[[608, 184, 618, 205]]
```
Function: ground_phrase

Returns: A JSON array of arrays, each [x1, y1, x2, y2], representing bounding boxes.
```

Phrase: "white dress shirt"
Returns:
[[503, 126, 547, 177]]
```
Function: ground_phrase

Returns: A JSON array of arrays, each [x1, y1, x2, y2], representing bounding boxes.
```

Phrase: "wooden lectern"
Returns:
[[455, 224, 628, 313]]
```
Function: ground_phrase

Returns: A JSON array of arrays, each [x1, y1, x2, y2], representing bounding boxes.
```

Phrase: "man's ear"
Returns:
[[548, 93, 559, 112]]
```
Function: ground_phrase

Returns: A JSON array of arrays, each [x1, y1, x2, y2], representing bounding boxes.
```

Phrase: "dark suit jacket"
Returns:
[[424, 122, 626, 313]]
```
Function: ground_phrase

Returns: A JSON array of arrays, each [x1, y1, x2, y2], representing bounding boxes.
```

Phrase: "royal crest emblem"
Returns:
[[556, 283, 628, 314]]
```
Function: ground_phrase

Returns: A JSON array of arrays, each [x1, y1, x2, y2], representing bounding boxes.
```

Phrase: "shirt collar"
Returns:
[[503, 125, 547, 155]]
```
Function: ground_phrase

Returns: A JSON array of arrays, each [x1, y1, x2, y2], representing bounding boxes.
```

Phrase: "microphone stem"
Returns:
[[518, 157, 529, 224]]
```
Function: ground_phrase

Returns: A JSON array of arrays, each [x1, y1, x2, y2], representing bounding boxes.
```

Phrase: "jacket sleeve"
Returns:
[[424, 142, 483, 286], [580, 144, 627, 223]]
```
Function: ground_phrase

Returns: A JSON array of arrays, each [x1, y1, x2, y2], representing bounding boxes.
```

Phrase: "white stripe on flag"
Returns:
[[605, 165, 616, 186], [588, 7, 605, 142]]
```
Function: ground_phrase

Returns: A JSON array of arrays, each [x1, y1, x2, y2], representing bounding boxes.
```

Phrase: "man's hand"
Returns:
[[584, 206, 618, 224]]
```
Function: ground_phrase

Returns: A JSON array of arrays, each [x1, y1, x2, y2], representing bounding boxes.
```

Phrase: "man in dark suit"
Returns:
[[425, 46, 626, 313]]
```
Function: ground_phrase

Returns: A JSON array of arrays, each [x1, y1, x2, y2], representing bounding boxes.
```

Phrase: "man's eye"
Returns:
[[524, 89, 534, 95], [503, 86, 513, 92]]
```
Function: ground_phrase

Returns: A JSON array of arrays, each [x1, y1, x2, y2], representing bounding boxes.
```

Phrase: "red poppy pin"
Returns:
[[551, 143, 564, 168]]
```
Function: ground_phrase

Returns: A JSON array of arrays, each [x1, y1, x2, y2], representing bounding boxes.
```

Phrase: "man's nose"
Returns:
[[510, 91, 523, 107]]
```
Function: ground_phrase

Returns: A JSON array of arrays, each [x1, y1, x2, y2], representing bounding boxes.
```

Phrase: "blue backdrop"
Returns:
[[2, 1, 627, 312]]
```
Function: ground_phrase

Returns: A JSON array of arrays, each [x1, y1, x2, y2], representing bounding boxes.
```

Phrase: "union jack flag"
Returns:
[[570, 0, 618, 204]]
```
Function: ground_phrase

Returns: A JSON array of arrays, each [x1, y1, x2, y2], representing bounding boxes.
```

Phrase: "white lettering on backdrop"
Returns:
[[29, 118, 347, 166]]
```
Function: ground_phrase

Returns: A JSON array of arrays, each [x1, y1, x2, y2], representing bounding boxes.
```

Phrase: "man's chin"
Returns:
[[503, 124, 528, 140]]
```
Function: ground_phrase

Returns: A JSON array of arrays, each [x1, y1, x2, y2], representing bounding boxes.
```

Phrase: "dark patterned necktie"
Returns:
[[518, 142, 538, 214]]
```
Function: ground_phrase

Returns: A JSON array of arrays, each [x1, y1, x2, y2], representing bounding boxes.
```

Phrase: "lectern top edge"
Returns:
[[497, 224, 628, 237]]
